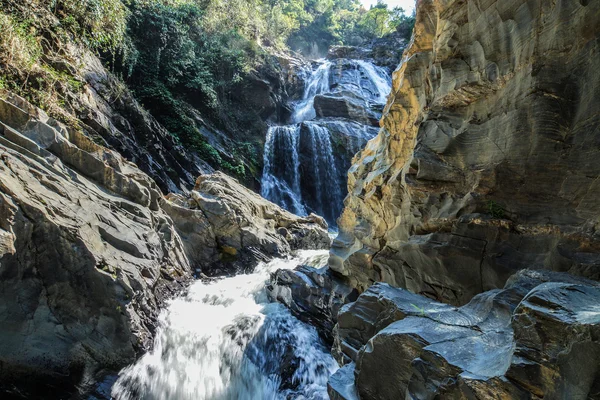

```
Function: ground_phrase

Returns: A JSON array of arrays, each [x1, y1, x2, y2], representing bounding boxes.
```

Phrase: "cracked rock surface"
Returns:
[[163, 172, 331, 275], [329, 269, 600, 399], [0, 93, 192, 391], [330, 0, 600, 305]]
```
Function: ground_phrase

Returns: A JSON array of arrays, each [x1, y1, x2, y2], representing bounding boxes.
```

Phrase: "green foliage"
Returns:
[[0, 0, 415, 181], [47, 0, 129, 51], [410, 303, 426, 316], [487, 200, 506, 219], [0, 13, 42, 69], [286, 0, 415, 54]]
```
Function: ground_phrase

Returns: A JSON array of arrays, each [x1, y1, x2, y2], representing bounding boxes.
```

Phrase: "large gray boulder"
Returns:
[[0, 93, 191, 392], [163, 172, 331, 274], [267, 265, 358, 342], [313, 94, 382, 126], [329, 270, 600, 399]]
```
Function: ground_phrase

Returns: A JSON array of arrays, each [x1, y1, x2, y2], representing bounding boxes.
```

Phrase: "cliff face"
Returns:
[[0, 92, 192, 391], [330, 0, 600, 305]]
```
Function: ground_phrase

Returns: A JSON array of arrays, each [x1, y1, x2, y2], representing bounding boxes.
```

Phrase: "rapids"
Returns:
[[111, 251, 337, 400]]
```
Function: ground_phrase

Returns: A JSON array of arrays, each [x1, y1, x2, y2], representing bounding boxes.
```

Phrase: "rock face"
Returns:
[[80, 52, 209, 194], [331, 0, 600, 305], [267, 265, 358, 342], [327, 31, 410, 72], [0, 93, 191, 392], [328, 270, 600, 399], [163, 172, 331, 274]]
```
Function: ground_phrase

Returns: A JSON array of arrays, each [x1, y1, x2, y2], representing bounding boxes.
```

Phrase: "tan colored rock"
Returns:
[[163, 172, 331, 273], [331, 0, 600, 305]]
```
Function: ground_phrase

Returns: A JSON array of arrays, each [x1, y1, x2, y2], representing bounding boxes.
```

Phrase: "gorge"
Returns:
[[1, 0, 600, 399]]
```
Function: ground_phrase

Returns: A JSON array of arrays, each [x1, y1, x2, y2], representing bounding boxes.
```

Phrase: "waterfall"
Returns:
[[112, 251, 337, 400], [292, 61, 331, 123], [304, 122, 342, 224], [261, 126, 306, 216], [355, 60, 392, 104], [109, 56, 393, 400], [261, 58, 391, 226]]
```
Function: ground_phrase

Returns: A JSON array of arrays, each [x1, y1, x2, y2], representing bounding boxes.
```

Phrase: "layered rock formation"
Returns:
[[330, 0, 600, 305], [0, 92, 191, 392], [329, 270, 600, 399], [163, 172, 331, 274]]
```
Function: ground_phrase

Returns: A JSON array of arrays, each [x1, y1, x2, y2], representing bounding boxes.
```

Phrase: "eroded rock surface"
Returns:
[[329, 270, 600, 399], [163, 172, 331, 274], [0, 93, 191, 391], [267, 264, 358, 342], [330, 0, 600, 305]]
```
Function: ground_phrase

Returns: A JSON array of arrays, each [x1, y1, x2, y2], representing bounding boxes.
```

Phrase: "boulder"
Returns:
[[332, 282, 454, 365], [163, 172, 331, 274], [313, 94, 381, 126], [0, 93, 191, 393], [328, 270, 600, 399], [266, 265, 358, 342]]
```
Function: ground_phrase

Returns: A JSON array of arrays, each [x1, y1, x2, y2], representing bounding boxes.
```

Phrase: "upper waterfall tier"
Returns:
[[261, 58, 392, 226]]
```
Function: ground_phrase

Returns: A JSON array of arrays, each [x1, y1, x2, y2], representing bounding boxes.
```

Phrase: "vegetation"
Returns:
[[487, 200, 506, 219], [0, 5, 85, 123], [0, 0, 415, 180]]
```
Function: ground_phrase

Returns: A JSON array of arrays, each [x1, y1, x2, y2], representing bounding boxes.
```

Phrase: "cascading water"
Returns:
[[303, 122, 342, 223], [261, 58, 392, 226], [354, 60, 392, 103], [109, 57, 393, 400], [112, 251, 337, 400], [261, 126, 306, 216], [292, 61, 332, 123]]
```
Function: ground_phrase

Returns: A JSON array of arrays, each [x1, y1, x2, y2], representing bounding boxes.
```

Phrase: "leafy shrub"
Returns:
[[47, 0, 128, 51], [488, 200, 506, 219], [0, 13, 42, 69]]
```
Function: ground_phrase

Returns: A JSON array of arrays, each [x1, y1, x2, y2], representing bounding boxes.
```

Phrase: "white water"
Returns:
[[304, 122, 342, 219], [261, 126, 306, 215], [112, 250, 336, 400], [261, 59, 390, 225], [292, 61, 332, 123], [354, 60, 392, 104]]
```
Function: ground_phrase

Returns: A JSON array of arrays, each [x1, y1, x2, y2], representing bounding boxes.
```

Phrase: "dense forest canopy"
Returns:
[[0, 0, 414, 177], [43, 0, 414, 54]]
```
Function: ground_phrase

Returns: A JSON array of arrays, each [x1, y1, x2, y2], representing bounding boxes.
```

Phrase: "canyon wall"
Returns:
[[330, 0, 600, 306]]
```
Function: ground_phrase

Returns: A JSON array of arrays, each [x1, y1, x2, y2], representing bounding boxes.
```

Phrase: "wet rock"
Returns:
[[163, 172, 331, 274], [327, 31, 409, 71], [267, 265, 358, 342], [329, 270, 600, 399], [0, 93, 191, 391], [332, 282, 454, 365], [331, 0, 600, 304], [313, 94, 381, 126], [327, 363, 359, 400]]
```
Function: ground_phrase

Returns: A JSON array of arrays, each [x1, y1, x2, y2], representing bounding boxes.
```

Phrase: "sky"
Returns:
[[360, 0, 416, 14]]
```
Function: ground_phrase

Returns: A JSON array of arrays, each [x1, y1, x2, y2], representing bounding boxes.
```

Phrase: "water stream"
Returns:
[[112, 57, 392, 400], [112, 251, 336, 400], [261, 59, 391, 226]]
